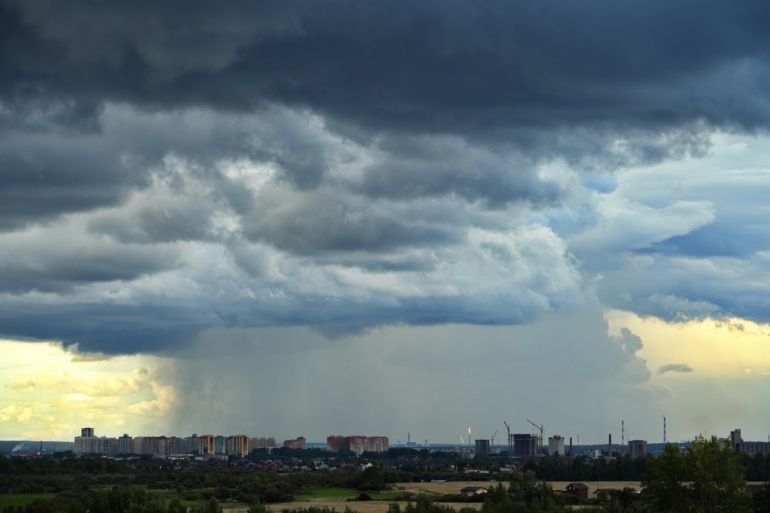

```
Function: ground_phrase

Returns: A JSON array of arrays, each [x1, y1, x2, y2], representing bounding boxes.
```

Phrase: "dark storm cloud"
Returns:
[[0, 290, 556, 354], [359, 135, 563, 206], [0, 126, 148, 230], [243, 188, 462, 254], [3, 0, 770, 135], [0, 226, 182, 294], [0, 303, 204, 354], [2, 0, 770, 354]]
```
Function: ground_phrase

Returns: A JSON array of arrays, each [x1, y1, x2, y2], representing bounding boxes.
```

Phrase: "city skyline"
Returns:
[[3, 2, 770, 444]]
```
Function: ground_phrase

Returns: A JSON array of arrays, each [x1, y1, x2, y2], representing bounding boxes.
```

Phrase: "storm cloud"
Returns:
[[2, 0, 770, 355]]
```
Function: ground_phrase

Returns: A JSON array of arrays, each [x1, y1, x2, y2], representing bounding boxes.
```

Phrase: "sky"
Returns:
[[2, 0, 770, 445]]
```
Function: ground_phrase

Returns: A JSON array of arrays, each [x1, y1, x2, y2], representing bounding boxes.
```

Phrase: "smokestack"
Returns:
[[569, 437, 573, 457], [609, 434, 612, 458]]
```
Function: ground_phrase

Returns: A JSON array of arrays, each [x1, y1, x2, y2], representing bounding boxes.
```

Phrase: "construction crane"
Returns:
[[504, 421, 511, 460], [491, 430, 498, 449], [527, 419, 544, 450]]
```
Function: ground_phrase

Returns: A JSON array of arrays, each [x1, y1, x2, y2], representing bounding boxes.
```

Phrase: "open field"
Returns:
[[294, 489, 358, 500], [0, 495, 57, 510], [268, 500, 479, 513], [261, 480, 650, 513]]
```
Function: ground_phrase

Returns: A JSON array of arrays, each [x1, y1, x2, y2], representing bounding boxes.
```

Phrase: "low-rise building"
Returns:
[[460, 486, 488, 497], [564, 483, 589, 499]]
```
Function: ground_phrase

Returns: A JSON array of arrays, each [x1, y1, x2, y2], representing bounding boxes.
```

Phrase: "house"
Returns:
[[593, 489, 614, 500], [564, 483, 589, 499], [460, 486, 488, 497]]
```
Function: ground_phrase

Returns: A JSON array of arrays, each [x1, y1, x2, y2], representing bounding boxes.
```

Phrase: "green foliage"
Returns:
[[247, 503, 267, 513], [642, 436, 751, 513], [402, 494, 468, 513], [0, 496, 56, 510], [753, 483, 770, 513], [192, 498, 222, 513], [507, 470, 556, 509]]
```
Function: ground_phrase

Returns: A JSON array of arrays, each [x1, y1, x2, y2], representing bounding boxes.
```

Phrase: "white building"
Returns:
[[548, 435, 565, 456]]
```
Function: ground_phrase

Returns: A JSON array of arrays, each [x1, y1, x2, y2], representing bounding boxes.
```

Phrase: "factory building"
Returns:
[[731, 429, 770, 457]]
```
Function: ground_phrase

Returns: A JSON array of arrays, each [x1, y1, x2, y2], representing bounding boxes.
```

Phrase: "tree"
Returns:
[[507, 470, 556, 509], [642, 436, 750, 513]]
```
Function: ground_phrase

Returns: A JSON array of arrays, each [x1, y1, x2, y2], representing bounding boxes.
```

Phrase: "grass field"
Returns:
[[0, 495, 56, 510], [294, 489, 358, 500]]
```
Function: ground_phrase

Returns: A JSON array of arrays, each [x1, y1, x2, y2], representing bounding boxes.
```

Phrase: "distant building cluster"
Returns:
[[282, 437, 306, 450], [326, 435, 389, 454], [731, 429, 770, 457], [74, 428, 277, 457]]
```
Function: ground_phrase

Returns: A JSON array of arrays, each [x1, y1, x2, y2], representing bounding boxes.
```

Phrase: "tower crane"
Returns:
[[491, 430, 498, 449], [504, 421, 511, 460], [527, 419, 544, 450]]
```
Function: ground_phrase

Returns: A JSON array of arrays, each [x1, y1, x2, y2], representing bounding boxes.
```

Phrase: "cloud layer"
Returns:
[[2, 1, 770, 356]]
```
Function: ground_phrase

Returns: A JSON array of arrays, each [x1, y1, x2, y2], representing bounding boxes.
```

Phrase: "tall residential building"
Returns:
[[188, 434, 200, 454], [198, 435, 216, 455], [628, 440, 648, 459], [283, 437, 307, 450], [74, 428, 118, 456], [475, 439, 490, 456], [118, 434, 133, 454], [326, 436, 389, 455], [512, 434, 538, 458], [215, 436, 226, 455], [226, 435, 249, 457], [249, 437, 276, 451], [548, 436, 565, 456]]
